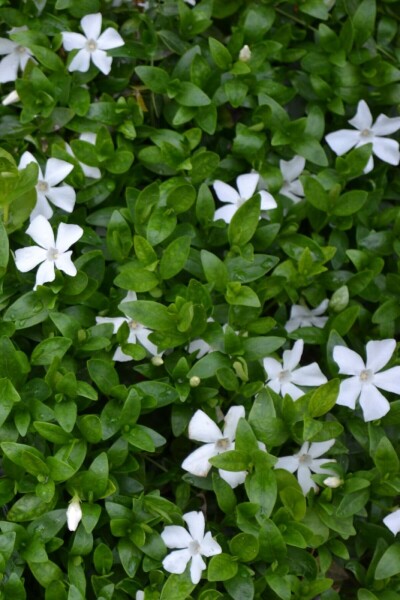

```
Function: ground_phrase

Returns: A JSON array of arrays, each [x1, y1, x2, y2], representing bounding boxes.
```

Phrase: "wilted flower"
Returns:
[[239, 45, 251, 62], [19, 151, 76, 221], [325, 100, 400, 173], [275, 440, 336, 495], [62, 13, 124, 75], [285, 299, 329, 333], [182, 406, 247, 488], [161, 511, 221, 584], [279, 156, 305, 203], [96, 291, 162, 361], [65, 132, 101, 180], [333, 339, 400, 422], [0, 27, 35, 83], [383, 508, 400, 535], [14, 215, 83, 291], [66, 497, 83, 531], [213, 173, 277, 224], [263, 339, 327, 400]]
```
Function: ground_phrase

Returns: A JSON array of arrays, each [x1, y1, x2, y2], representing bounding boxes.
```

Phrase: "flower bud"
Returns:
[[189, 376, 201, 387], [239, 45, 251, 62], [323, 476, 343, 488], [151, 356, 164, 366], [2, 90, 20, 106], [67, 497, 82, 531]]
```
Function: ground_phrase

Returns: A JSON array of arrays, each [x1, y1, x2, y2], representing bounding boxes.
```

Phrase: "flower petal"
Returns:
[[213, 180, 239, 204], [44, 158, 74, 187], [14, 246, 47, 272], [372, 137, 400, 166], [162, 549, 191, 575], [62, 32, 86, 51], [81, 163, 101, 179], [113, 346, 133, 362], [365, 339, 396, 373], [374, 366, 400, 394], [263, 357, 282, 380], [348, 100, 373, 130], [279, 181, 303, 203], [0, 52, 20, 83], [183, 511, 204, 542], [97, 27, 125, 50], [274, 455, 299, 473], [219, 469, 247, 488], [200, 532, 222, 557], [46, 185, 76, 213], [19, 151, 38, 171], [55, 223, 83, 253], [0, 38, 18, 55], [188, 410, 222, 443], [280, 156, 305, 182], [81, 13, 102, 40], [91, 49, 112, 75], [283, 339, 304, 372], [359, 384, 390, 422], [291, 363, 327, 387], [333, 345, 365, 374], [69, 49, 91, 73], [223, 405, 245, 441], [308, 439, 336, 458], [373, 114, 400, 136], [26, 215, 54, 249], [96, 316, 127, 334], [136, 327, 160, 357], [297, 464, 315, 495], [383, 509, 400, 535], [55, 251, 76, 277], [213, 204, 237, 223], [310, 458, 336, 474], [259, 190, 277, 210], [161, 525, 192, 549], [34, 259, 55, 289], [281, 381, 304, 401], [181, 444, 217, 477], [236, 173, 259, 199], [188, 339, 212, 358], [190, 553, 206, 584], [30, 194, 53, 221], [325, 130, 360, 155], [336, 376, 360, 409]]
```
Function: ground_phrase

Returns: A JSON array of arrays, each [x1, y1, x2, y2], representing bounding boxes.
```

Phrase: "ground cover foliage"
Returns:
[[1, 0, 400, 598]]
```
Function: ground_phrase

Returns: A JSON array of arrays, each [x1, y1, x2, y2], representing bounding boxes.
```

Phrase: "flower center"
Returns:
[[278, 369, 291, 383], [299, 453, 312, 466], [37, 180, 49, 193], [129, 320, 138, 330], [360, 128, 372, 138], [188, 540, 201, 556], [86, 39, 98, 52], [359, 368, 373, 383], [215, 437, 230, 450], [17, 45, 26, 54], [47, 247, 59, 261]]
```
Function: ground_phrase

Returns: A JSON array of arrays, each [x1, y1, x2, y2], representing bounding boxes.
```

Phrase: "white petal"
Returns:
[[308, 439, 335, 458], [34, 260, 55, 289], [161, 525, 192, 549], [183, 511, 204, 542], [15, 246, 47, 272], [219, 469, 247, 488], [69, 49, 91, 73], [30, 194, 53, 221], [365, 339, 396, 373], [263, 357, 282, 380], [62, 32, 86, 51], [372, 114, 400, 136], [280, 156, 305, 182], [96, 316, 127, 334], [280, 182, 303, 203], [97, 27, 125, 50], [364, 155, 374, 173], [213, 180, 239, 204], [383, 509, 400, 535], [181, 444, 217, 477], [47, 185, 76, 213], [283, 339, 304, 371], [348, 100, 373, 130], [372, 137, 400, 166], [0, 38, 17, 54], [311, 316, 328, 328], [374, 367, 400, 394], [19, 151, 38, 170], [0, 52, 19, 83], [285, 318, 301, 333], [333, 346, 365, 374], [121, 291, 138, 304], [359, 384, 390, 422], [297, 464, 316, 495], [188, 339, 212, 358], [26, 215, 54, 249], [200, 532, 222, 557], [213, 204, 237, 223], [162, 549, 191, 575], [91, 49, 112, 75], [281, 381, 304, 401], [188, 410, 222, 443], [236, 173, 259, 200], [274, 455, 299, 473], [56, 223, 83, 253], [55, 252, 76, 277], [266, 379, 282, 395], [313, 299, 329, 315], [113, 346, 133, 362], [259, 190, 277, 210], [44, 158, 73, 187], [223, 406, 245, 441], [190, 553, 206, 584], [336, 376, 360, 409], [81, 163, 101, 179], [310, 458, 336, 474], [80, 132, 97, 144], [291, 364, 327, 387], [325, 130, 360, 155], [136, 327, 160, 357], [81, 13, 102, 40]]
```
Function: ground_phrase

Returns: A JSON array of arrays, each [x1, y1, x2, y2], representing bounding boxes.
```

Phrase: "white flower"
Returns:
[[66, 132, 101, 180], [279, 156, 305, 203], [213, 173, 277, 224], [19, 151, 76, 221], [323, 476, 343, 488], [182, 406, 248, 488], [62, 13, 124, 75], [15, 215, 83, 291], [0, 28, 34, 83], [96, 292, 162, 361], [275, 440, 336, 495], [2, 89, 20, 106], [325, 100, 400, 173], [285, 299, 328, 333], [383, 509, 400, 535], [239, 45, 251, 62], [66, 497, 83, 531], [263, 339, 327, 401], [333, 339, 400, 422], [161, 511, 221, 584]]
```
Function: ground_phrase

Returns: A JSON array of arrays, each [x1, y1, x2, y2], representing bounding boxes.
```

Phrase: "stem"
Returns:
[[3, 204, 9, 224]]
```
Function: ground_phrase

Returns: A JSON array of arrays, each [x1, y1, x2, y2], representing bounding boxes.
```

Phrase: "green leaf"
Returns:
[[87, 359, 119, 395], [1, 442, 49, 477], [201, 250, 228, 292], [160, 571, 196, 600], [115, 262, 159, 292], [375, 543, 400, 579], [373, 437, 399, 475], [223, 565, 254, 600], [245, 459, 277, 518], [242, 336, 285, 360], [208, 553, 238, 582], [118, 538, 141, 578], [121, 300, 174, 331], [175, 82, 211, 107], [228, 196, 260, 247], [0, 219, 9, 277], [352, 0, 376, 46], [225, 283, 260, 307], [209, 450, 248, 471], [209, 37, 232, 70], [160, 236, 191, 280], [31, 337, 72, 366], [331, 190, 368, 216], [106, 210, 132, 261], [308, 379, 340, 417], [187, 352, 231, 379], [135, 66, 170, 94], [0, 378, 19, 426], [230, 533, 259, 562], [213, 473, 237, 514]]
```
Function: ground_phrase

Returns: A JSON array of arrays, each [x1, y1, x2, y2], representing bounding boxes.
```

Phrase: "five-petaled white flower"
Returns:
[[66, 496, 83, 531], [182, 406, 248, 488], [285, 299, 328, 333], [383, 508, 400, 536], [333, 339, 400, 422], [325, 100, 400, 173], [15, 215, 83, 290], [275, 440, 336, 495], [96, 291, 162, 361], [62, 13, 124, 75], [19, 151, 76, 221], [213, 173, 277, 224], [279, 156, 305, 203], [0, 27, 35, 83], [66, 132, 101, 180], [263, 339, 327, 401], [161, 511, 221, 584]]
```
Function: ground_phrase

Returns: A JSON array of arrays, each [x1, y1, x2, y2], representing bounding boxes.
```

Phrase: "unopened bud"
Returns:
[[323, 476, 343, 488], [2, 90, 20, 106], [66, 497, 82, 531], [189, 376, 201, 387], [151, 355, 164, 366], [239, 45, 251, 62]]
